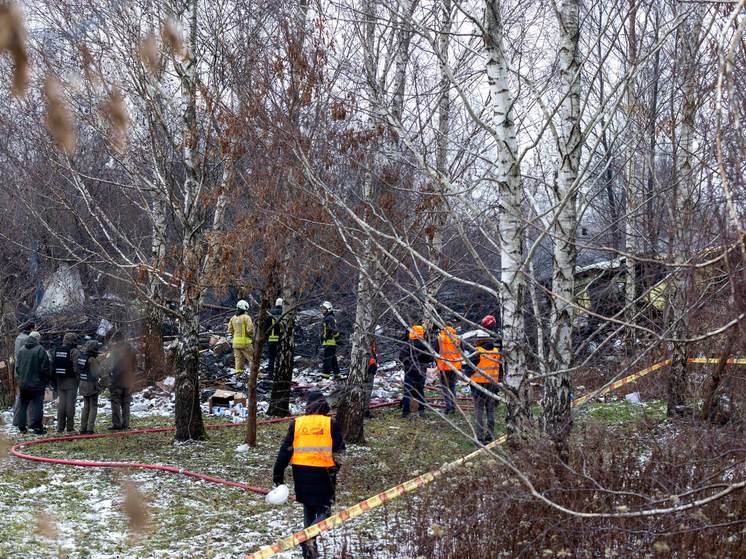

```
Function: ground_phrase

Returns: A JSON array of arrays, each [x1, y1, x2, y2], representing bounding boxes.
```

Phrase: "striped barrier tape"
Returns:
[[244, 356, 746, 559]]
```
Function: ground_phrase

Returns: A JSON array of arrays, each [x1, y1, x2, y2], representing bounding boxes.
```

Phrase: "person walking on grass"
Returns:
[[53, 332, 81, 434], [106, 331, 137, 431], [273, 391, 346, 559], [78, 340, 105, 435], [15, 331, 51, 435]]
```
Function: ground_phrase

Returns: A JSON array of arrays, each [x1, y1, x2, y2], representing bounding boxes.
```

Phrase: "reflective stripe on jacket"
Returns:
[[292, 415, 334, 468], [322, 314, 339, 346], [229, 314, 254, 347], [471, 347, 500, 383], [437, 329, 462, 371]]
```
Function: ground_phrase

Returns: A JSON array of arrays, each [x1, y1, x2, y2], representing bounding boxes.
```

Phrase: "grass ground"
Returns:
[[0, 389, 669, 559]]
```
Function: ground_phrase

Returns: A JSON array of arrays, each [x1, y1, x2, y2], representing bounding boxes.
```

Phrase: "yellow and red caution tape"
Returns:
[[244, 356, 745, 559]]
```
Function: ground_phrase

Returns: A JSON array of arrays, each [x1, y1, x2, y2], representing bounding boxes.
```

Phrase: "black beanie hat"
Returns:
[[305, 391, 330, 415]]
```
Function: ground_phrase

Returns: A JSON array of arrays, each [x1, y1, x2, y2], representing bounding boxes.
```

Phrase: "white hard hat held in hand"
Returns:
[[266, 484, 289, 505]]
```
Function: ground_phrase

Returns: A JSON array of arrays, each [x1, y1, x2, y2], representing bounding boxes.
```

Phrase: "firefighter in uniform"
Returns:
[[436, 322, 462, 415], [465, 315, 501, 443], [229, 299, 254, 377], [273, 391, 345, 559], [264, 298, 283, 379], [319, 301, 341, 381]]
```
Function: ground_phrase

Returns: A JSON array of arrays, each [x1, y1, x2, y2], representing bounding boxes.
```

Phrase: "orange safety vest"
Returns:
[[291, 415, 334, 468], [471, 347, 500, 383], [437, 328, 462, 371], [369, 342, 376, 366]]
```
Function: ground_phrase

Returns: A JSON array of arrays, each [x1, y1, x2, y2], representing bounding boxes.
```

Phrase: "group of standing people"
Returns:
[[12, 322, 137, 435], [399, 315, 502, 444]]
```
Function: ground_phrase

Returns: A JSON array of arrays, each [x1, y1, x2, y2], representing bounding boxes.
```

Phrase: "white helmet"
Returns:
[[265, 484, 289, 505], [321, 301, 333, 311], [237, 300, 250, 311], [275, 298, 283, 307]]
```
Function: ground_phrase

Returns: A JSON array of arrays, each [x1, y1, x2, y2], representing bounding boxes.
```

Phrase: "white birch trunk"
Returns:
[[543, 0, 581, 451], [173, 0, 205, 441], [624, 5, 638, 334], [484, 0, 531, 444], [668, 6, 706, 415]]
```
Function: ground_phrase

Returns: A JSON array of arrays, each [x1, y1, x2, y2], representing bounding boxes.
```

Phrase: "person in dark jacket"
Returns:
[[15, 331, 51, 434], [319, 301, 341, 381], [12, 321, 36, 427], [53, 332, 81, 433], [106, 332, 137, 430], [273, 391, 345, 559], [399, 325, 433, 418], [264, 298, 283, 380], [78, 340, 105, 434]]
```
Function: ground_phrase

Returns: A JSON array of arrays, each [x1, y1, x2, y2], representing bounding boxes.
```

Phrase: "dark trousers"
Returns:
[[302, 503, 331, 558], [13, 394, 34, 426], [57, 387, 77, 432], [18, 389, 44, 431], [364, 362, 378, 412], [80, 394, 99, 433], [439, 369, 457, 413], [266, 342, 278, 378], [321, 345, 340, 379], [110, 386, 132, 429], [402, 373, 425, 415], [472, 382, 500, 441]]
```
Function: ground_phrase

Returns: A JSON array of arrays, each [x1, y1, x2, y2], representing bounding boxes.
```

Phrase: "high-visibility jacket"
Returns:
[[322, 313, 339, 346], [471, 347, 500, 384], [229, 314, 254, 348], [437, 328, 462, 371], [369, 342, 377, 366], [267, 308, 281, 343], [292, 415, 334, 468]]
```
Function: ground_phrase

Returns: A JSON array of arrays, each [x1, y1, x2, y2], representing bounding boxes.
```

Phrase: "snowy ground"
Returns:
[[0, 367, 478, 559]]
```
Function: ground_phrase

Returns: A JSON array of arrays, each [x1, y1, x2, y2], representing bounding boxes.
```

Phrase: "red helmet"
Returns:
[[480, 315, 497, 328]]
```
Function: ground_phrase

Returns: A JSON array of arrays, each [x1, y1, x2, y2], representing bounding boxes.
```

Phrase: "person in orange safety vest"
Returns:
[[465, 322, 501, 443], [273, 391, 346, 559], [436, 322, 462, 415]]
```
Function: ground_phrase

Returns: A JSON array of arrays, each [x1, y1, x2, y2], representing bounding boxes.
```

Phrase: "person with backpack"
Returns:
[[53, 332, 81, 434], [78, 340, 105, 435]]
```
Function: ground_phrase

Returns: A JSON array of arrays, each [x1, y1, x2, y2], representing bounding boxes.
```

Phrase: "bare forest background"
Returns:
[[1, 0, 746, 555]]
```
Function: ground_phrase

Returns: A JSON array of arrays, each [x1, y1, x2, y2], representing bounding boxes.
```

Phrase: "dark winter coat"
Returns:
[[53, 333, 81, 391], [78, 341, 104, 398], [272, 398, 346, 506], [107, 341, 137, 389], [399, 337, 433, 378], [15, 336, 51, 390]]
